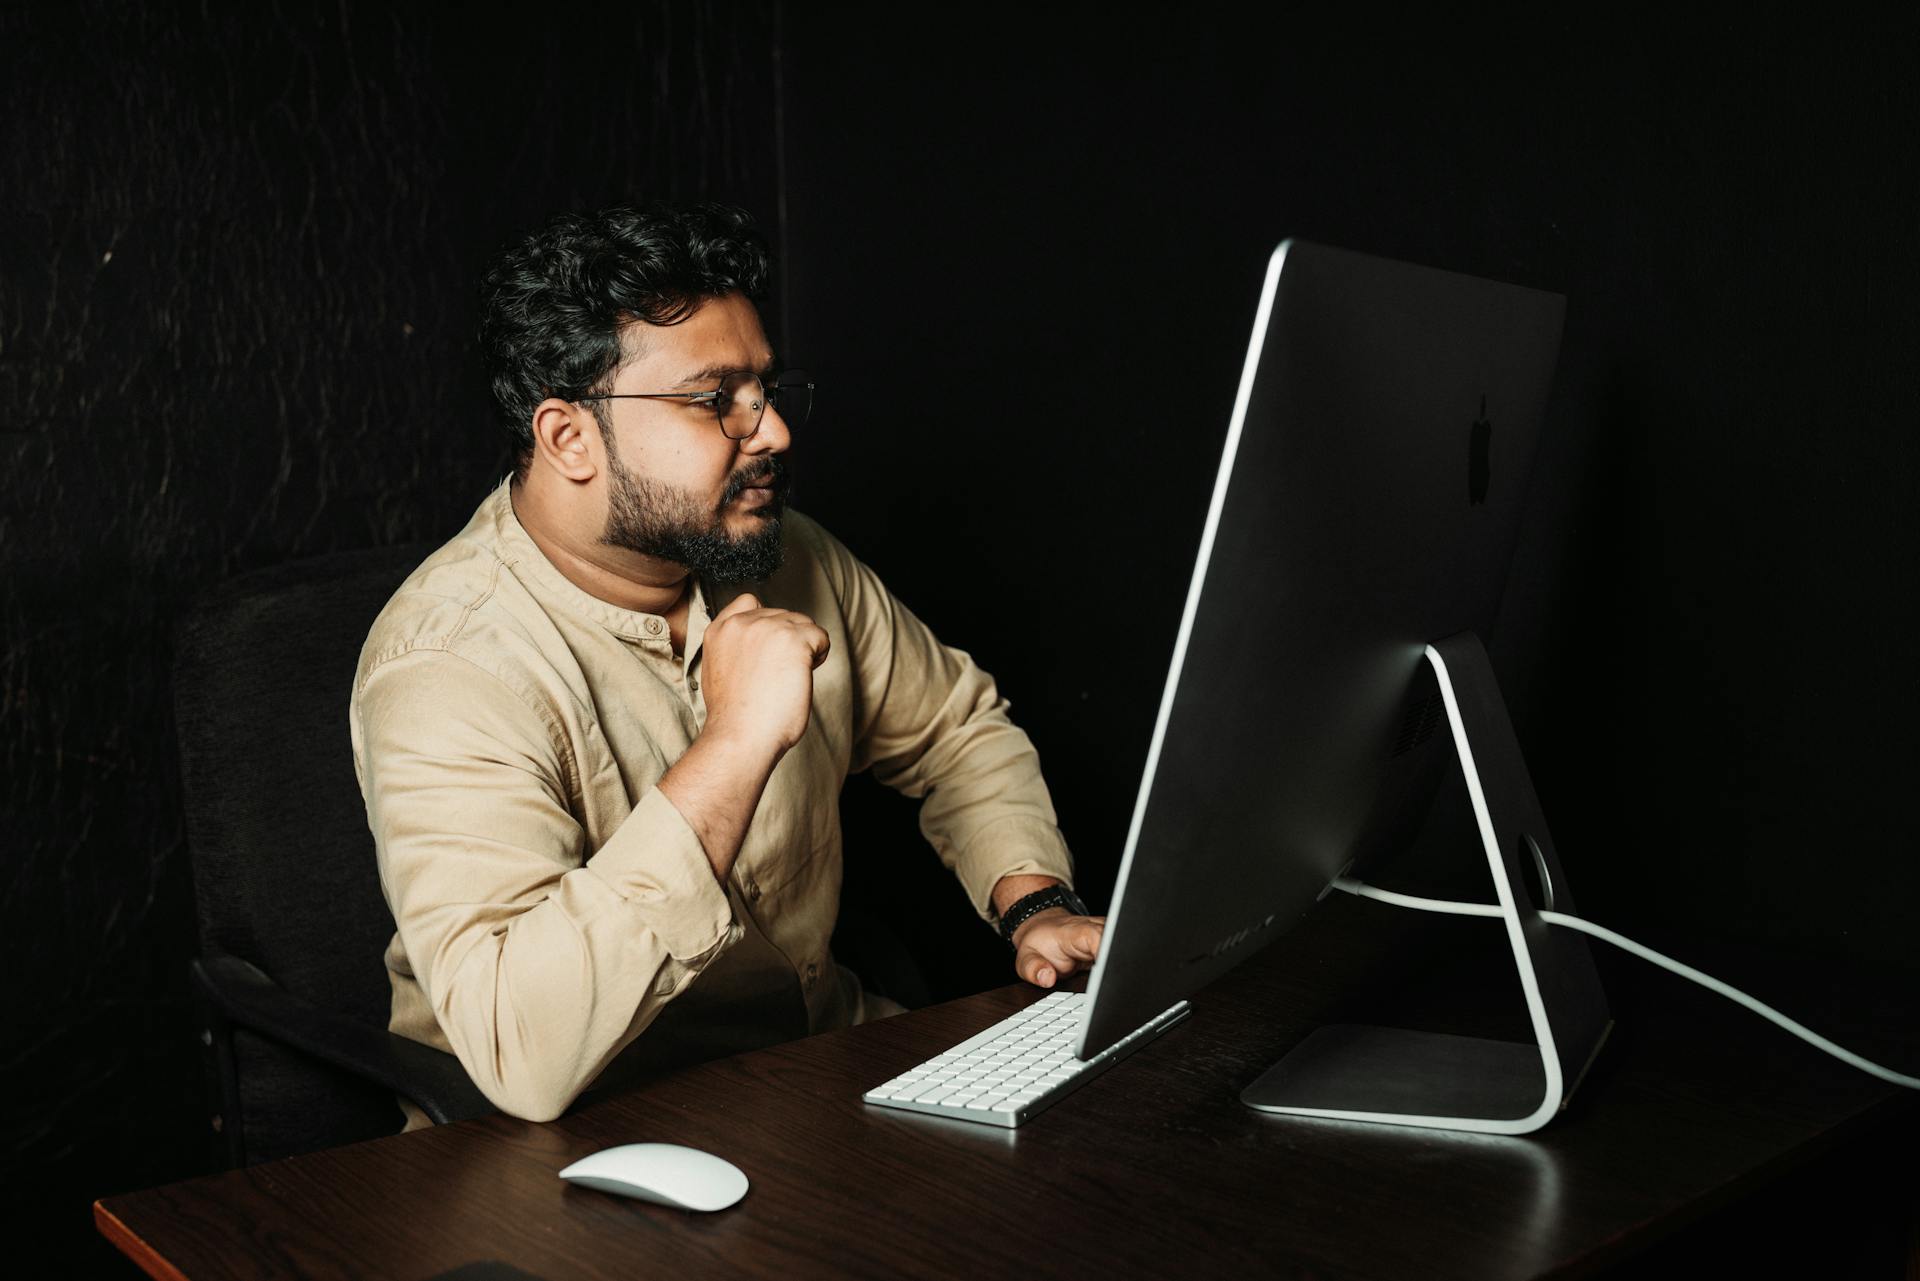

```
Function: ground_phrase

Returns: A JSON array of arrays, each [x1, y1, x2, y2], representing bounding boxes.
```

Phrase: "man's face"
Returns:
[[593, 292, 793, 583]]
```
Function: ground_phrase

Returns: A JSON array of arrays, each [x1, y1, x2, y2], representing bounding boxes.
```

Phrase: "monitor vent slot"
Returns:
[[1391, 683, 1445, 757]]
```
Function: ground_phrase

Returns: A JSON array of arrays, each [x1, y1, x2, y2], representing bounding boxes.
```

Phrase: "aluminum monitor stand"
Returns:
[[1241, 632, 1613, 1135]]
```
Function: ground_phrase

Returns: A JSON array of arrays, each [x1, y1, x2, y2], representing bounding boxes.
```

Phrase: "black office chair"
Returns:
[[175, 542, 493, 1167]]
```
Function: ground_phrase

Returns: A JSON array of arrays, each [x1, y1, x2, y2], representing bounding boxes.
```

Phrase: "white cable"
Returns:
[[1331, 877, 1505, 919], [1329, 876, 1920, 1091]]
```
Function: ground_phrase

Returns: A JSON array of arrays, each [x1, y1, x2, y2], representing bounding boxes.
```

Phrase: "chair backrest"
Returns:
[[174, 541, 432, 1160]]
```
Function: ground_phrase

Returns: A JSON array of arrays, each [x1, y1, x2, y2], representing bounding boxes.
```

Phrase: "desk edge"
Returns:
[[95, 1199, 192, 1281]]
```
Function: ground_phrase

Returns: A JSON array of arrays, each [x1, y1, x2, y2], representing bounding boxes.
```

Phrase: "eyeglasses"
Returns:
[[575, 369, 815, 440]]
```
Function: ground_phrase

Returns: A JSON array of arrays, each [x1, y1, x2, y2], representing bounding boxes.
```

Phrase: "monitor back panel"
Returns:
[[1082, 240, 1566, 1057]]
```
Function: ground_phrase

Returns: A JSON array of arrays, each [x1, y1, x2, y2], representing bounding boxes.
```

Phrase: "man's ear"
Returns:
[[528, 397, 601, 483]]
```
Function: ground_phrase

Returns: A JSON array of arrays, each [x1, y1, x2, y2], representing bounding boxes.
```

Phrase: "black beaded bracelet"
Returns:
[[998, 885, 1089, 944]]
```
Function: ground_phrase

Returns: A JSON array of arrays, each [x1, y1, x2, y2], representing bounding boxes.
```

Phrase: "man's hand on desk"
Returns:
[[1011, 910, 1105, 989]]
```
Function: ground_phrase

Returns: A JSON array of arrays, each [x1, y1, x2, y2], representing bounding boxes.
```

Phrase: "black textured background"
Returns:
[[782, 9, 1920, 988], [4, 3, 1917, 1275]]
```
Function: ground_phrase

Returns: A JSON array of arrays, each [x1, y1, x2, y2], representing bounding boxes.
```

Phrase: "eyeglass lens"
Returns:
[[719, 370, 813, 439]]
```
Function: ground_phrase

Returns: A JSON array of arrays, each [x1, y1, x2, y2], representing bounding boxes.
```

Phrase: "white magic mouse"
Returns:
[[557, 1143, 750, 1212]]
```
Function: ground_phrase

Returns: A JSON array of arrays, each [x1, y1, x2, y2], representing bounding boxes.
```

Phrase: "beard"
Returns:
[[599, 440, 790, 584]]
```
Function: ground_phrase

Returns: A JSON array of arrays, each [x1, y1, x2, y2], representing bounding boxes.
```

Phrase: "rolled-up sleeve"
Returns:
[[356, 648, 739, 1121], [808, 523, 1076, 920]]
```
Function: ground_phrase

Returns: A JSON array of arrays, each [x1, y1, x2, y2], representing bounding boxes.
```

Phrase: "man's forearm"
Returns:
[[656, 728, 784, 883]]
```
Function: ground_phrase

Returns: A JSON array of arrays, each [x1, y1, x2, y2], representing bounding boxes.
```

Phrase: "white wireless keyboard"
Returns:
[[862, 991, 1191, 1128]]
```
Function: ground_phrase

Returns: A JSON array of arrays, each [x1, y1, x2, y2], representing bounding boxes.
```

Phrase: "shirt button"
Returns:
[[644, 618, 663, 635], [688, 677, 699, 692], [746, 879, 761, 903], [804, 962, 819, 992]]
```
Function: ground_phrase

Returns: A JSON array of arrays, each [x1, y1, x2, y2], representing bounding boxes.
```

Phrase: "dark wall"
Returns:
[[784, 7, 1919, 990], [0, 0, 778, 1267]]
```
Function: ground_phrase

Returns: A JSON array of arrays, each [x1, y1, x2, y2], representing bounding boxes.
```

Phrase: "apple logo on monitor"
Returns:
[[1469, 395, 1492, 505]]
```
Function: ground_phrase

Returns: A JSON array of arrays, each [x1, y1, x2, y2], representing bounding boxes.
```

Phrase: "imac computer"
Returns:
[[1076, 239, 1612, 1136]]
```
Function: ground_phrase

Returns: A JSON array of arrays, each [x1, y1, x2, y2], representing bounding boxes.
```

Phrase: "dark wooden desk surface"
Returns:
[[97, 895, 1918, 1280]]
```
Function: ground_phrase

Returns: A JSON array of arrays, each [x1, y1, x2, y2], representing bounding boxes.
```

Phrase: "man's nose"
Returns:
[[743, 401, 791, 454]]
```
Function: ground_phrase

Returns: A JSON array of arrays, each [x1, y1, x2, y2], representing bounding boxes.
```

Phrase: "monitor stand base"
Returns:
[[1240, 631, 1613, 1136]]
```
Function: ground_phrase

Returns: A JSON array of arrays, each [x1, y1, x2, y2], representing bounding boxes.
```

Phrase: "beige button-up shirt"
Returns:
[[350, 479, 1074, 1121]]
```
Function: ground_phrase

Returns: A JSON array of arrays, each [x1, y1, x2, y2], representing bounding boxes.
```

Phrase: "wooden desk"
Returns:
[[97, 895, 1917, 1279]]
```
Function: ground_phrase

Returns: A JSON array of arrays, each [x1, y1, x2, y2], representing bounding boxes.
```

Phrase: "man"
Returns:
[[351, 204, 1104, 1124]]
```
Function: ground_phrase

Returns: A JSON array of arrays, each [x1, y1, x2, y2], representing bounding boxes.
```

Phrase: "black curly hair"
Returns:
[[478, 203, 772, 475]]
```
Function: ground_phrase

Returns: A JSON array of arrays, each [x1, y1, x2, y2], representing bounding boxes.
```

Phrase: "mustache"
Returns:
[[719, 456, 791, 507]]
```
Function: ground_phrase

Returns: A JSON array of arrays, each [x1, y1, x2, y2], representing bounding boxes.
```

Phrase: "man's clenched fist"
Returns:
[[699, 592, 831, 760]]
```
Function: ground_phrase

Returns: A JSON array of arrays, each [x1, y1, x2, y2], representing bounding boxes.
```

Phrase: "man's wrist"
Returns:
[[691, 720, 786, 778], [998, 884, 1089, 943], [990, 874, 1061, 919]]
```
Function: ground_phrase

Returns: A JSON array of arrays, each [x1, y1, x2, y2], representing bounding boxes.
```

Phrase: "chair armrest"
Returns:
[[191, 954, 494, 1126]]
